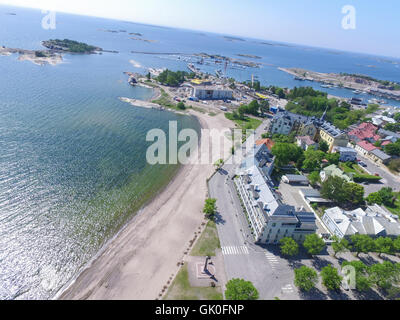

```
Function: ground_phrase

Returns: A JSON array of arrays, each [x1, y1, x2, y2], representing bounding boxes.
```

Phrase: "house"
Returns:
[[236, 165, 317, 244], [281, 175, 309, 185], [369, 149, 391, 165], [377, 129, 400, 140], [348, 122, 380, 143], [255, 138, 275, 151], [355, 140, 377, 156], [296, 136, 318, 150], [320, 164, 352, 182], [318, 122, 349, 153], [322, 205, 400, 239], [332, 146, 358, 162]]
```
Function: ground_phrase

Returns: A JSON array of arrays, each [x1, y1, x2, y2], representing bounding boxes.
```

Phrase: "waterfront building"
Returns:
[[193, 86, 233, 100], [322, 205, 400, 239]]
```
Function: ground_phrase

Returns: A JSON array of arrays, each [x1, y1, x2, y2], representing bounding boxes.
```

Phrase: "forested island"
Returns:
[[42, 39, 102, 53]]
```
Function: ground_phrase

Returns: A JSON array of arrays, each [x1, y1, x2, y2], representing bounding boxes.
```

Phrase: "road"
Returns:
[[208, 118, 300, 300], [356, 153, 400, 195]]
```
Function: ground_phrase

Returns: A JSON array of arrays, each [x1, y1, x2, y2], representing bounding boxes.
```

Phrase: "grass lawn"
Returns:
[[152, 88, 178, 110], [339, 162, 381, 182], [163, 264, 223, 300], [224, 113, 262, 130], [191, 220, 221, 257]]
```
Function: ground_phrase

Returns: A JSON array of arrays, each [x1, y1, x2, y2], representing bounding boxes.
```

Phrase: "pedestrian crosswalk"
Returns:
[[264, 252, 279, 269], [222, 246, 249, 255], [281, 284, 295, 294]]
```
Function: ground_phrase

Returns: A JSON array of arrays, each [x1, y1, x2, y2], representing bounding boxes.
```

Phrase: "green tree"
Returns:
[[225, 278, 259, 300], [302, 148, 325, 171], [146, 72, 151, 80], [320, 176, 348, 204], [331, 236, 350, 258], [321, 265, 342, 291], [319, 140, 329, 153], [203, 198, 217, 220], [394, 236, 400, 252], [341, 260, 371, 291], [303, 234, 326, 256], [279, 237, 299, 257], [344, 183, 365, 206], [350, 234, 375, 256], [294, 266, 318, 291], [308, 171, 321, 186], [176, 102, 186, 110], [271, 143, 304, 167], [375, 237, 395, 257], [369, 261, 400, 291], [366, 192, 383, 205]]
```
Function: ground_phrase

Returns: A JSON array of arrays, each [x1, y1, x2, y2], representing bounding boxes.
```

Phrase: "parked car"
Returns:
[[359, 161, 367, 167], [374, 173, 380, 177]]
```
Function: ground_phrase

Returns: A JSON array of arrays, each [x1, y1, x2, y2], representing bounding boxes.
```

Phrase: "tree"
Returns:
[[146, 72, 151, 80], [366, 192, 383, 205], [375, 237, 395, 257], [369, 261, 400, 291], [302, 148, 325, 171], [214, 159, 224, 171], [303, 234, 326, 256], [279, 237, 299, 257], [203, 198, 217, 220], [225, 278, 259, 300], [331, 236, 350, 258], [176, 101, 186, 110], [319, 140, 329, 153], [259, 100, 270, 114], [271, 143, 303, 167], [377, 187, 395, 206], [321, 265, 342, 291], [320, 176, 348, 204], [344, 183, 365, 206], [384, 140, 400, 156], [350, 234, 375, 256], [308, 171, 321, 186], [294, 266, 318, 291], [394, 236, 400, 252], [341, 260, 371, 291]]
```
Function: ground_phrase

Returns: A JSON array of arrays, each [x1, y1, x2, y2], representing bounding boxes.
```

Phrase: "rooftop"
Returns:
[[356, 140, 378, 152]]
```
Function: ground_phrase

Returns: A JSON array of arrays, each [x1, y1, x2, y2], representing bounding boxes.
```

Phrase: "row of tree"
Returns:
[[295, 260, 400, 294]]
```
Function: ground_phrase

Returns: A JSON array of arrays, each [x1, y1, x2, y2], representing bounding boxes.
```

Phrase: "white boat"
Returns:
[[353, 90, 362, 94]]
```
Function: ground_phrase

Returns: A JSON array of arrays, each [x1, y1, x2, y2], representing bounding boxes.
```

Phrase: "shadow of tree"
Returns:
[[327, 289, 351, 300], [299, 287, 328, 300], [311, 257, 331, 271], [214, 212, 226, 225], [353, 288, 384, 300]]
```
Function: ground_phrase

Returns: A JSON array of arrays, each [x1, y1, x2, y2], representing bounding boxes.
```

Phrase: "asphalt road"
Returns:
[[356, 153, 400, 195]]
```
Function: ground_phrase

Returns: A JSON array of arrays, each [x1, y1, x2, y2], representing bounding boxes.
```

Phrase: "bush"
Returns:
[[177, 102, 186, 110], [225, 279, 259, 300]]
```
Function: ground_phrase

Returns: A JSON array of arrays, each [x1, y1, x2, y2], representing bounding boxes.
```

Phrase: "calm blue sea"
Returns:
[[0, 5, 399, 300]]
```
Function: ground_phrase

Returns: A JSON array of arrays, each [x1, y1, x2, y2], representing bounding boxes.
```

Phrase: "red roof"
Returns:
[[256, 138, 275, 151], [357, 140, 377, 152], [381, 140, 392, 146], [349, 122, 379, 141]]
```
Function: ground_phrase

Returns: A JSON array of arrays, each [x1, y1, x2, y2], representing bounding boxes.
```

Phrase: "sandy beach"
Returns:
[[58, 110, 233, 300]]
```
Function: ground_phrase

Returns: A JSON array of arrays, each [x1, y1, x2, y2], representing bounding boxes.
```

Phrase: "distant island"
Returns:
[[1, 39, 104, 66], [237, 54, 262, 59], [42, 39, 102, 54]]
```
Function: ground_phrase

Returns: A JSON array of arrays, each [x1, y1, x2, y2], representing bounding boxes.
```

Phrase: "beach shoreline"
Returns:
[[57, 108, 233, 300]]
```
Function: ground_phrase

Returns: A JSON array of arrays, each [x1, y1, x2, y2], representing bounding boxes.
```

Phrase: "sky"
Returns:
[[1, 0, 400, 58]]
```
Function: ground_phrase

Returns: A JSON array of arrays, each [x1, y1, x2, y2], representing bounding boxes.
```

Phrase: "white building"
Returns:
[[322, 205, 400, 239], [193, 86, 233, 100], [235, 146, 317, 244]]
